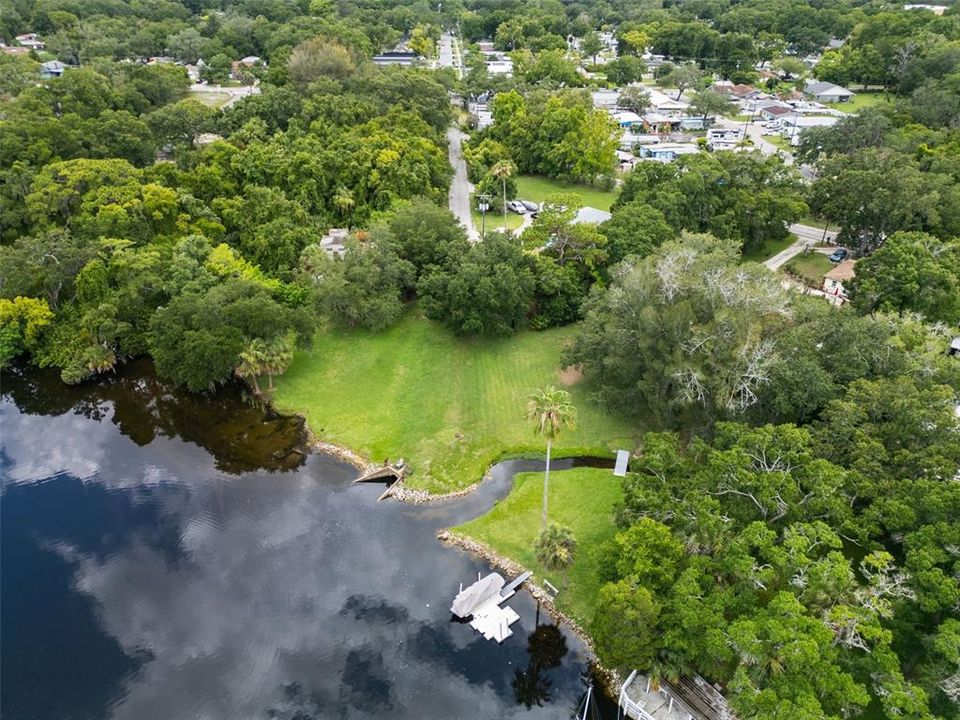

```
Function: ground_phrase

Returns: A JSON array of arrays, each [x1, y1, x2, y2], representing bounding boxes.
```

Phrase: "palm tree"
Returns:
[[535, 524, 577, 587], [332, 187, 355, 227], [491, 159, 515, 231], [525, 386, 577, 530], [262, 334, 295, 391], [236, 339, 268, 393]]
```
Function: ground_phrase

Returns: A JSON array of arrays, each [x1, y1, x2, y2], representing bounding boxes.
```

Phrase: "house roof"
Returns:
[[573, 206, 613, 225], [824, 259, 856, 281], [805, 80, 854, 97], [613, 110, 643, 123], [719, 83, 758, 98], [763, 105, 793, 116]]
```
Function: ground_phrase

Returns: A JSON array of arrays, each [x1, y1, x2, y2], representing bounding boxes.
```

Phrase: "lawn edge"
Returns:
[[279, 403, 619, 501]]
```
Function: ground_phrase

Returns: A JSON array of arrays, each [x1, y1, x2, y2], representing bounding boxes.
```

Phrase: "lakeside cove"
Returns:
[[0, 359, 626, 719]]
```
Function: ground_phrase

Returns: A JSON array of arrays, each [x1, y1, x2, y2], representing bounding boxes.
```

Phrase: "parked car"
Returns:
[[828, 247, 848, 263], [506, 200, 527, 214], [520, 200, 539, 212]]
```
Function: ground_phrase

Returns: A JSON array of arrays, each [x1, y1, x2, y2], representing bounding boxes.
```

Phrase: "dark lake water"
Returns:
[[1, 361, 616, 720]]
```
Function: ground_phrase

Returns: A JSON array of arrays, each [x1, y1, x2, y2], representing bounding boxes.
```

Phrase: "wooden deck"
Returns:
[[619, 670, 736, 720]]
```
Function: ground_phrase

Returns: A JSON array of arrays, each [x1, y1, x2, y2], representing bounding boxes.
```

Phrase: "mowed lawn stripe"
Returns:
[[273, 312, 638, 493]]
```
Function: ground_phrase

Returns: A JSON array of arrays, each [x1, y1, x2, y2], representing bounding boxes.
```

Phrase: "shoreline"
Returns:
[[301, 417, 608, 505], [302, 415, 623, 701], [437, 529, 623, 701]]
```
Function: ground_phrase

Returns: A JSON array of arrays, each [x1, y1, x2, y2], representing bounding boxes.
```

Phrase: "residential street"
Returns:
[[446, 126, 480, 241], [438, 31, 462, 78]]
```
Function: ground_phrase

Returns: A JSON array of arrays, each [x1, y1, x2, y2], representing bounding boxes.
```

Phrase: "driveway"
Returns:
[[763, 223, 836, 270], [713, 117, 792, 163], [446, 126, 479, 241]]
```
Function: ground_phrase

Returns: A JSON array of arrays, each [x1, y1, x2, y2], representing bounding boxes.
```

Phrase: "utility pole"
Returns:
[[477, 193, 491, 238]]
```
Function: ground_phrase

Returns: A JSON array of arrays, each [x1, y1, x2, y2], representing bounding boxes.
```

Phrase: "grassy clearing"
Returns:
[[272, 312, 637, 493], [742, 233, 796, 263], [834, 92, 892, 114], [514, 175, 618, 211], [785, 252, 833, 287], [454, 467, 622, 626], [471, 204, 525, 233], [189, 91, 232, 108]]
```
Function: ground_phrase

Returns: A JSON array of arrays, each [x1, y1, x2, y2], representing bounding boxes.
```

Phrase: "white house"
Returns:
[[320, 228, 349, 257], [758, 104, 794, 121], [612, 110, 643, 128], [706, 127, 744, 150], [15, 33, 44, 50], [646, 88, 689, 115], [39, 60, 66, 78], [372, 51, 417, 66], [781, 114, 840, 144], [804, 80, 855, 103], [485, 59, 513, 76], [638, 143, 700, 162], [616, 150, 640, 171], [591, 89, 620, 109], [822, 259, 856, 304], [620, 130, 661, 151]]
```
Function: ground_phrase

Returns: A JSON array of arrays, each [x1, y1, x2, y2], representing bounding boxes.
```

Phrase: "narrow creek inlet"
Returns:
[[1, 360, 619, 720]]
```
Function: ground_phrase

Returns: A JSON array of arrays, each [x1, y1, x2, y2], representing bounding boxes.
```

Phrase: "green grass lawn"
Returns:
[[766, 134, 794, 153], [470, 205, 525, 233], [742, 233, 796, 263], [784, 252, 833, 287], [514, 175, 618, 212], [189, 91, 232, 108], [272, 312, 637, 493], [833, 92, 892, 114], [454, 467, 622, 626]]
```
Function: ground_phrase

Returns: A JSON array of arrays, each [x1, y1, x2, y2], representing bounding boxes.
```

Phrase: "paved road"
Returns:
[[763, 223, 836, 270], [438, 31, 463, 78], [446, 126, 479, 241]]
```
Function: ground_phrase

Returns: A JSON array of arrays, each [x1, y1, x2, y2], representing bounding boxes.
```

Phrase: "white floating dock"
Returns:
[[451, 571, 531, 643], [470, 600, 520, 642]]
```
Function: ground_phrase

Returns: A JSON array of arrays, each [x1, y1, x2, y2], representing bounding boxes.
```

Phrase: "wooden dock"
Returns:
[[352, 460, 407, 501], [352, 461, 406, 484]]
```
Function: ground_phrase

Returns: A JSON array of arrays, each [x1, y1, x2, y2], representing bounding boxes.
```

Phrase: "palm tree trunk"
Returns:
[[502, 178, 507, 230], [541, 438, 552, 530], [252, 375, 261, 394], [268, 373, 274, 390]]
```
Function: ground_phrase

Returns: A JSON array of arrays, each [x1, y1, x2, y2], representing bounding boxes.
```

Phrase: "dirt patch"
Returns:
[[557, 365, 583, 386]]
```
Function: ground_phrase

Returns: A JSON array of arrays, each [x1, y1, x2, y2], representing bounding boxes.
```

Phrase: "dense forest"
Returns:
[[1, 0, 959, 717]]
